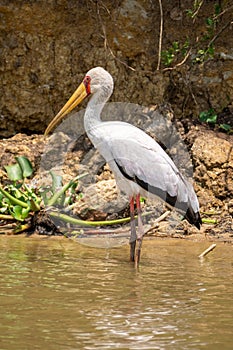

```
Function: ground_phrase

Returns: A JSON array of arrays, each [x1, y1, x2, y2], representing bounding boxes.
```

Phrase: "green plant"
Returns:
[[219, 123, 232, 132], [191, 3, 222, 64], [0, 156, 40, 221], [186, 0, 204, 19], [0, 157, 156, 235], [194, 44, 215, 63], [199, 108, 217, 124], [199, 108, 233, 133], [161, 40, 190, 67], [0, 156, 85, 225]]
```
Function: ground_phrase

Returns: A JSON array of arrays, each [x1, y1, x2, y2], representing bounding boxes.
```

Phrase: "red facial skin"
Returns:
[[83, 75, 91, 95]]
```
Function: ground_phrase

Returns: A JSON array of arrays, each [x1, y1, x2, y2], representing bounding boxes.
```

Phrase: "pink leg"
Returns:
[[135, 194, 144, 266], [129, 196, 137, 262]]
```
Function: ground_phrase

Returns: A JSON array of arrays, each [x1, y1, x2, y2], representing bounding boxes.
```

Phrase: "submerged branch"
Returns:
[[198, 244, 216, 259]]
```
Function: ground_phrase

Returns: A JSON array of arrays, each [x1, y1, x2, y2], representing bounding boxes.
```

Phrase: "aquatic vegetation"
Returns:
[[0, 156, 83, 232]]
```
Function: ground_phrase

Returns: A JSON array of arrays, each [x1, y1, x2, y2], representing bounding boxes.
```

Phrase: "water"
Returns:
[[0, 235, 232, 350]]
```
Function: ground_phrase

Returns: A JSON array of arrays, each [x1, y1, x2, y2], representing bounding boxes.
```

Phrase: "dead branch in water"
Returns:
[[198, 243, 216, 259]]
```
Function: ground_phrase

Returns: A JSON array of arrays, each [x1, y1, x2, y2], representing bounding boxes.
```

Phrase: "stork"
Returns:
[[45, 67, 201, 266]]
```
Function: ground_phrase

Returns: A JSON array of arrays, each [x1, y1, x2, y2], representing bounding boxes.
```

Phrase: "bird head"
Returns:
[[44, 67, 113, 135]]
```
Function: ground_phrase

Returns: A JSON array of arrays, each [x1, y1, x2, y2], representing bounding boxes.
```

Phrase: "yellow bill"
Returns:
[[44, 82, 87, 135]]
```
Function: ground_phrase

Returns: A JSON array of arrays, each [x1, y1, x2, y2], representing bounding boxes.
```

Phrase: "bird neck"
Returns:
[[84, 88, 109, 134]]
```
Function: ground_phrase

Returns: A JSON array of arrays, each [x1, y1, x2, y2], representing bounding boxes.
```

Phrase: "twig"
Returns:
[[107, 45, 135, 71], [198, 243, 216, 259], [208, 20, 232, 48], [0, 223, 16, 231], [202, 211, 221, 216], [213, 5, 233, 21], [145, 210, 170, 234], [157, 0, 163, 70], [191, 0, 204, 22]]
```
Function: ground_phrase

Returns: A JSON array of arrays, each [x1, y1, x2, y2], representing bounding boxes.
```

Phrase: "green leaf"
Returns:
[[172, 41, 179, 51], [206, 17, 214, 27], [214, 4, 221, 16], [12, 205, 23, 221], [186, 9, 193, 17], [199, 109, 217, 124], [15, 156, 33, 178], [219, 124, 232, 131], [30, 198, 41, 212], [206, 114, 217, 124], [50, 171, 63, 194], [207, 45, 215, 57], [21, 207, 31, 220], [4, 163, 23, 181], [197, 49, 205, 55]]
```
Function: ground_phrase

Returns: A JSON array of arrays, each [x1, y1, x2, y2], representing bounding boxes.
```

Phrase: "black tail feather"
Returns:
[[184, 207, 202, 230], [115, 160, 202, 229]]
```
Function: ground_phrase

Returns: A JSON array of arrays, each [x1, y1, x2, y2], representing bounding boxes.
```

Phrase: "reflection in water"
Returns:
[[0, 236, 232, 350]]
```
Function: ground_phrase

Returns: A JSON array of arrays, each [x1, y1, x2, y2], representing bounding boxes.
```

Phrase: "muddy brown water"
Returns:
[[0, 235, 232, 350]]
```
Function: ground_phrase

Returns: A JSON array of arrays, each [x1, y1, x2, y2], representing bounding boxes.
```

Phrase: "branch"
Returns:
[[191, 0, 204, 22], [208, 20, 232, 48], [198, 244, 216, 259], [213, 5, 233, 21], [145, 210, 170, 234]]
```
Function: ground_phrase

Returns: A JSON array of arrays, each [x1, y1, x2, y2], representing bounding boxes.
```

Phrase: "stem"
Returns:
[[191, 0, 204, 21], [50, 211, 131, 226], [0, 214, 14, 220], [208, 20, 231, 48], [47, 173, 88, 207], [0, 186, 29, 209], [49, 210, 153, 227]]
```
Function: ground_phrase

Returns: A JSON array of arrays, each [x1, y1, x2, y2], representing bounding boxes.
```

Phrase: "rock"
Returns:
[[191, 131, 233, 204]]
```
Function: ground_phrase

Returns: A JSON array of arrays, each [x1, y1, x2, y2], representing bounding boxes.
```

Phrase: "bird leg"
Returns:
[[135, 194, 144, 267], [129, 196, 137, 262]]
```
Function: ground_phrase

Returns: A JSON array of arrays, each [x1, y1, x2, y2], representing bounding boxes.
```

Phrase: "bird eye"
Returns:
[[85, 76, 91, 83]]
